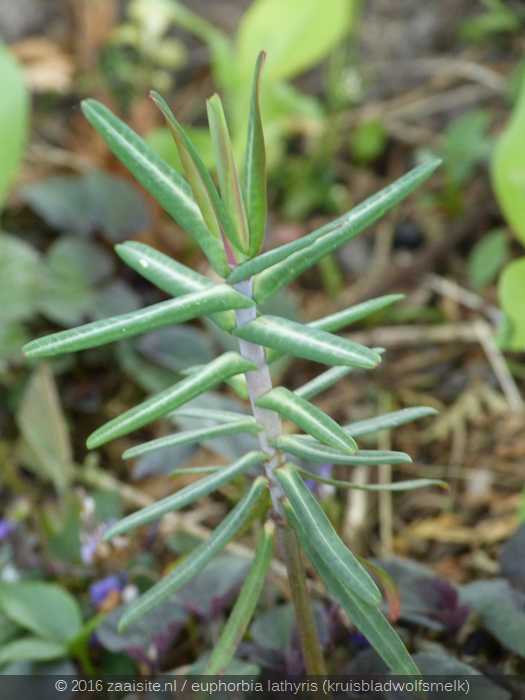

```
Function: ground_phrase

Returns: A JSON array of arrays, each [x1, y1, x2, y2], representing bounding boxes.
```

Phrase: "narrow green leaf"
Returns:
[[310, 295, 404, 334], [23, 286, 252, 359], [207, 94, 250, 253], [284, 503, 420, 675], [274, 436, 412, 466], [171, 466, 222, 476], [119, 476, 269, 630], [295, 366, 353, 401], [275, 464, 381, 607], [123, 419, 261, 459], [256, 387, 356, 453], [233, 315, 381, 369], [251, 159, 441, 300], [205, 521, 274, 674], [173, 407, 249, 423], [104, 451, 265, 539], [344, 407, 438, 437], [86, 352, 256, 449], [243, 51, 267, 257], [115, 241, 235, 331], [297, 468, 447, 492], [182, 364, 250, 399], [150, 91, 238, 246], [81, 99, 229, 276]]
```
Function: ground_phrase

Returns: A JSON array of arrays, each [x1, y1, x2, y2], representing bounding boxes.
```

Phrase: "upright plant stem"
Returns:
[[234, 277, 327, 674]]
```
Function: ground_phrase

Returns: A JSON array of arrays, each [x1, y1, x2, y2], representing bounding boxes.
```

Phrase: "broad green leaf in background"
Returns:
[[0, 44, 29, 209], [0, 582, 82, 645], [0, 233, 42, 323], [499, 257, 525, 350], [237, 0, 353, 82], [468, 229, 510, 290], [16, 364, 73, 492], [21, 171, 152, 241], [442, 110, 492, 188], [492, 76, 525, 245], [0, 637, 67, 666]]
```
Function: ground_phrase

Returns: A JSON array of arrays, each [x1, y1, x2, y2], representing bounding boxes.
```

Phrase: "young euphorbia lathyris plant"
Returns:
[[24, 53, 443, 674]]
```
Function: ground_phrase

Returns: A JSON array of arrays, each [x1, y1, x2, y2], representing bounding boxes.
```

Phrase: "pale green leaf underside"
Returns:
[[233, 315, 381, 369], [86, 352, 256, 449], [104, 451, 265, 539], [275, 464, 381, 607], [256, 386, 356, 453], [23, 286, 252, 358], [205, 521, 274, 674], [119, 477, 269, 630], [123, 419, 261, 459]]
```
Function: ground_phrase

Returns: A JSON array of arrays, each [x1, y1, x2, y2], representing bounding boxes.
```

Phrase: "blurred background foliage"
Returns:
[[1, 0, 525, 680]]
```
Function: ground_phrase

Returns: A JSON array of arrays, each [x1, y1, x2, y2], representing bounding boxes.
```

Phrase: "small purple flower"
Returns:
[[90, 574, 126, 607], [350, 630, 370, 650], [0, 520, 15, 541]]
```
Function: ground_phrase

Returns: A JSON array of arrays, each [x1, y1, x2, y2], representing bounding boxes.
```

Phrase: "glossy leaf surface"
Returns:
[[256, 387, 357, 453], [104, 451, 265, 539], [86, 352, 256, 449], [81, 99, 229, 276], [119, 477, 269, 630], [253, 159, 441, 300], [205, 521, 274, 674], [23, 286, 252, 358], [276, 464, 381, 607], [233, 315, 381, 368], [123, 419, 261, 459]]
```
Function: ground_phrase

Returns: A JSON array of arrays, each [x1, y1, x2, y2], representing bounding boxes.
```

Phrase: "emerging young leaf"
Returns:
[[252, 158, 442, 300], [119, 476, 269, 630], [233, 315, 381, 369], [81, 100, 230, 276], [256, 387, 356, 453], [242, 52, 267, 256], [104, 451, 266, 539], [284, 503, 420, 675], [115, 241, 236, 331], [123, 419, 261, 459], [207, 94, 250, 253], [296, 467, 447, 492], [86, 352, 257, 449], [23, 286, 253, 358], [151, 91, 238, 247], [205, 520, 274, 674], [275, 464, 381, 607], [274, 436, 411, 466]]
